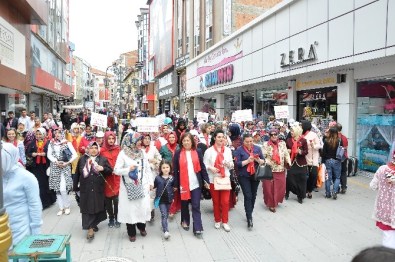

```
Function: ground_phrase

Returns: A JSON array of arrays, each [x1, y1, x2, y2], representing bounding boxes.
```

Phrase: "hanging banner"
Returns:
[[196, 112, 209, 123], [274, 106, 289, 119], [136, 117, 159, 132], [233, 109, 253, 123], [91, 113, 108, 128]]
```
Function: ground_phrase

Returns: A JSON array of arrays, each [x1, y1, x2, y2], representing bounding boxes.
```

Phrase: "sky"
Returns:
[[69, 0, 148, 71]]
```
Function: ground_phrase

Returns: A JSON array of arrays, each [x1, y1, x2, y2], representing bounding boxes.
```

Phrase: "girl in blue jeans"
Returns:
[[154, 160, 174, 239], [321, 127, 342, 199]]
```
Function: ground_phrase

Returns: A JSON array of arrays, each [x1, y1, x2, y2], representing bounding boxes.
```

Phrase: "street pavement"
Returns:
[[41, 175, 381, 262]]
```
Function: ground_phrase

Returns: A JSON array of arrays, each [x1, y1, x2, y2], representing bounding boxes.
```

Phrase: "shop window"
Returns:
[[297, 87, 337, 134], [225, 93, 240, 119], [242, 91, 254, 111], [256, 87, 288, 121], [356, 80, 395, 172]]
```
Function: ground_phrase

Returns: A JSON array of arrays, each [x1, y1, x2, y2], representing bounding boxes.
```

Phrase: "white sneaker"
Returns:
[[164, 231, 171, 239], [64, 208, 71, 215], [222, 223, 231, 232], [214, 222, 221, 229], [57, 209, 64, 216]]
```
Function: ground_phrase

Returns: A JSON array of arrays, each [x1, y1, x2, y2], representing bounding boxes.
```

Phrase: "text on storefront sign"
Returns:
[[281, 43, 317, 68], [204, 64, 234, 88]]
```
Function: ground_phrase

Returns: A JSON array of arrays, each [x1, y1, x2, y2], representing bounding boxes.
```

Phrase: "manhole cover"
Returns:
[[90, 258, 134, 262]]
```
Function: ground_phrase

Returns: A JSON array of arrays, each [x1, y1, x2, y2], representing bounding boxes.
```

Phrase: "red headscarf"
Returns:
[[101, 131, 120, 151], [166, 132, 178, 156], [179, 148, 201, 200]]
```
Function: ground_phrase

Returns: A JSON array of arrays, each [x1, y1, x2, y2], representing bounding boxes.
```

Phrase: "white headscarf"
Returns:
[[1, 142, 19, 175]]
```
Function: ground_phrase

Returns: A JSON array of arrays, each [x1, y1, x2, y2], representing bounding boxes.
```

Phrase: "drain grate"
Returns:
[[29, 238, 55, 248], [90, 257, 135, 262]]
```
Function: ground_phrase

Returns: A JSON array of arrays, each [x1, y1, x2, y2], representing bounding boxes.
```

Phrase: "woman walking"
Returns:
[[370, 150, 395, 249], [4, 128, 26, 165], [233, 134, 265, 229], [262, 129, 291, 212], [173, 132, 210, 237], [100, 131, 121, 228], [26, 128, 56, 209], [203, 129, 234, 232], [285, 125, 308, 204], [322, 127, 343, 199], [47, 129, 78, 215], [114, 132, 154, 242], [74, 141, 112, 240]]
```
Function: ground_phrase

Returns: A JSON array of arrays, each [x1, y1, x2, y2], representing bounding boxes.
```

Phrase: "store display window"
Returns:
[[356, 80, 395, 172], [256, 86, 288, 121], [297, 87, 337, 134], [224, 93, 240, 119]]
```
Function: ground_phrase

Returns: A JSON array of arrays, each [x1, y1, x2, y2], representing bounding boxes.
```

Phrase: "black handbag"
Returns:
[[254, 164, 273, 180]]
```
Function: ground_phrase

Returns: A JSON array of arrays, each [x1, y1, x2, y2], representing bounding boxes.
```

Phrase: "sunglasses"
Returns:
[[269, 133, 278, 137]]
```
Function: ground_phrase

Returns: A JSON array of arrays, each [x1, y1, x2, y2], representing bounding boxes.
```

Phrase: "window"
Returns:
[[177, 0, 183, 58], [186, 0, 191, 54], [193, 0, 200, 57], [205, 0, 213, 49]]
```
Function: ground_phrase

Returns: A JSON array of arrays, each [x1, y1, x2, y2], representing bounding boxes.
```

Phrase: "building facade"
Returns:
[[186, 0, 395, 171], [0, 0, 48, 121]]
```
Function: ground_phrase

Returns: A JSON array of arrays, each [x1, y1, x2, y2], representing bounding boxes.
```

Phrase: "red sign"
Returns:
[[33, 68, 72, 97]]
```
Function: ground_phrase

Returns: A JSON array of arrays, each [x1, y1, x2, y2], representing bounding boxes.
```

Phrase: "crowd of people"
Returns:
[[1, 108, 394, 251]]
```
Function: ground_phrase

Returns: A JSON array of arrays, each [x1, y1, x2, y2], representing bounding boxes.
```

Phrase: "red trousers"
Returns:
[[169, 191, 181, 215], [210, 184, 231, 223]]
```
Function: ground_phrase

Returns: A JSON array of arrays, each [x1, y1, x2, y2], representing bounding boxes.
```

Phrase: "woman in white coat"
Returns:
[[114, 132, 154, 242]]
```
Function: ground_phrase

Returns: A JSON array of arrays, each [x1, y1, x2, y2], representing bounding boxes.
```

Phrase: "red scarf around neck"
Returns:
[[290, 138, 301, 162], [214, 145, 225, 177], [204, 134, 209, 146], [167, 142, 178, 156], [179, 149, 201, 200], [243, 146, 255, 175], [268, 139, 281, 165], [145, 146, 150, 153], [36, 139, 47, 164]]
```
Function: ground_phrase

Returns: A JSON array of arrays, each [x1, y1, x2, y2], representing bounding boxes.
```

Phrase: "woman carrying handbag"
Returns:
[[262, 129, 291, 213], [203, 129, 234, 232]]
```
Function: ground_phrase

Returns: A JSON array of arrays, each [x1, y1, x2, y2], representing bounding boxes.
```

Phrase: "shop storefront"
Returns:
[[157, 72, 178, 114], [355, 79, 395, 172]]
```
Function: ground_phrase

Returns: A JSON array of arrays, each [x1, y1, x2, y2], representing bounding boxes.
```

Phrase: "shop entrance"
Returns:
[[297, 86, 337, 133]]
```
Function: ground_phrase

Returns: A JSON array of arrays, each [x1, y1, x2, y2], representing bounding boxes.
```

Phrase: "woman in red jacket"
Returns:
[[100, 131, 121, 228]]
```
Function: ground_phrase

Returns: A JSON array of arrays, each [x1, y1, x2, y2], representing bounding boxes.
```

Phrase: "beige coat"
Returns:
[[262, 140, 291, 172]]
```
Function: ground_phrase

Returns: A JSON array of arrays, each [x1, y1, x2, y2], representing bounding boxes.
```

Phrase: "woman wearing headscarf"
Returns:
[[2, 142, 42, 248], [141, 133, 162, 222], [100, 131, 122, 228], [114, 132, 154, 242], [47, 129, 78, 216], [159, 131, 180, 219], [233, 134, 265, 229], [175, 118, 188, 143], [370, 150, 395, 249], [26, 128, 56, 209], [262, 129, 291, 213], [74, 141, 112, 240], [228, 124, 242, 208], [66, 123, 82, 181], [285, 125, 309, 204], [173, 132, 210, 237]]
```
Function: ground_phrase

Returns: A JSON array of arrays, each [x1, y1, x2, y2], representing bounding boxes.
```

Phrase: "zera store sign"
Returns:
[[204, 64, 234, 88]]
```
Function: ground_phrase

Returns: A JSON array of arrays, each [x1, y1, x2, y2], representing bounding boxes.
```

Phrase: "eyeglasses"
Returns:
[[269, 133, 278, 137]]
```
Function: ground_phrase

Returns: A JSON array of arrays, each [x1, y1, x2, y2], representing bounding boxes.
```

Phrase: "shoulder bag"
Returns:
[[254, 164, 273, 180], [154, 177, 172, 208], [213, 176, 232, 190], [62, 144, 73, 162], [336, 140, 346, 162], [122, 161, 145, 200]]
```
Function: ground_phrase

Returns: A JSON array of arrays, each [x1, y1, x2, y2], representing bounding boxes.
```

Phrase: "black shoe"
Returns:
[[181, 222, 190, 231], [114, 220, 121, 228], [307, 193, 312, 199], [92, 226, 99, 232], [150, 210, 155, 222], [285, 193, 289, 200], [325, 193, 331, 198], [247, 219, 253, 230], [313, 188, 319, 192], [298, 198, 303, 204], [108, 219, 115, 228], [194, 231, 203, 238], [340, 188, 347, 194], [333, 192, 338, 200]]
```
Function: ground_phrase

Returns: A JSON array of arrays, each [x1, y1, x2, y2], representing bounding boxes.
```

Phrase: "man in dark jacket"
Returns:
[[3, 111, 18, 129]]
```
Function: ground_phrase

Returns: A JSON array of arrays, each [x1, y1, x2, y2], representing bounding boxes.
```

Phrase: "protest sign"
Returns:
[[196, 112, 209, 123], [274, 106, 289, 119], [91, 113, 108, 128], [233, 109, 253, 123], [136, 117, 159, 132]]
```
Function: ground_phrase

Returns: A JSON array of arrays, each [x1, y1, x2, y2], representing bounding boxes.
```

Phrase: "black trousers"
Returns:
[[340, 160, 348, 190], [238, 176, 260, 221], [306, 166, 318, 193], [105, 196, 119, 220], [126, 223, 146, 237]]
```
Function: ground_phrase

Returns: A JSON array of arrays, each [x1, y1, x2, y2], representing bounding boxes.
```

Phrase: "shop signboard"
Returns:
[[136, 117, 159, 132], [274, 106, 289, 119], [280, 42, 318, 68], [233, 109, 253, 123], [91, 113, 108, 128], [197, 112, 209, 123]]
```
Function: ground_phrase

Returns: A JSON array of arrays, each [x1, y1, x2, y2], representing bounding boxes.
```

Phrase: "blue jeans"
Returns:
[[325, 159, 341, 195], [238, 176, 260, 220], [159, 203, 170, 232]]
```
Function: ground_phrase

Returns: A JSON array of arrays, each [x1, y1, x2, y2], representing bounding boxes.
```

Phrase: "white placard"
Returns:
[[274, 106, 289, 119], [91, 113, 108, 128], [233, 109, 253, 123], [196, 112, 209, 123], [85, 101, 94, 110], [136, 117, 159, 132], [156, 113, 166, 125]]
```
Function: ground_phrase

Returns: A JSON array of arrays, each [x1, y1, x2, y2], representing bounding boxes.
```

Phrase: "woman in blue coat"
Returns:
[[233, 134, 265, 230]]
